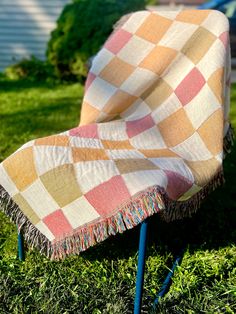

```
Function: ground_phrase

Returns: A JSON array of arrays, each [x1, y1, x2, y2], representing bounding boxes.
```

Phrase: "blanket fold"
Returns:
[[0, 9, 233, 259]]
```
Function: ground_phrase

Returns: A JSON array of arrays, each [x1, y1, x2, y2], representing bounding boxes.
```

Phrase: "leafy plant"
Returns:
[[4, 56, 55, 82], [47, 0, 146, 81]]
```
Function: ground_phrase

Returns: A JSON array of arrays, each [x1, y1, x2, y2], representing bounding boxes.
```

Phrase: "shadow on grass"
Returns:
[[81, 141, 236, 263], [0, 79, 57, 92], [0, 81, 83, 160], [78, 143, 236, 313], [0, 99, 78, 134]]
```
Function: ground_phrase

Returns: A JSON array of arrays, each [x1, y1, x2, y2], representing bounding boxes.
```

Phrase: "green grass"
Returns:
[[0, 78, 235, 313]]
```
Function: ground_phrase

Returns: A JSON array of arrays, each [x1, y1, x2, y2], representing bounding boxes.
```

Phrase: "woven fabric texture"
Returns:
[[0, 10, 232, 259]]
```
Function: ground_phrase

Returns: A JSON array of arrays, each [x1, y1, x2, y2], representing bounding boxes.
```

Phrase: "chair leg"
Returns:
[[17, 225, 25, 261], [134, 219, 149, 314], [152, 248, 185, 310]]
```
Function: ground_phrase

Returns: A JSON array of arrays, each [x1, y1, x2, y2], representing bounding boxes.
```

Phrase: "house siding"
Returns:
[[0, 0, 69, 71]]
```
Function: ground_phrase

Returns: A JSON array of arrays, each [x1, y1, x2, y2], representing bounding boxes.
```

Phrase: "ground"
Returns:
[[0, 78, 235, 313]]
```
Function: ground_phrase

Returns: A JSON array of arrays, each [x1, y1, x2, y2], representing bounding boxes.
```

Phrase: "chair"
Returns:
[[1, 9, 233, 313]]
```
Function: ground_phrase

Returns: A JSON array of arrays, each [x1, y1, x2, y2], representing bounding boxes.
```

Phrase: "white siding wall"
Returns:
[[0, 0, 69, 71]]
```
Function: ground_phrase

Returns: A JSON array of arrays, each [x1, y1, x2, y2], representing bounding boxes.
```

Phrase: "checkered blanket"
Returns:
[[0, 10, 233, 259]]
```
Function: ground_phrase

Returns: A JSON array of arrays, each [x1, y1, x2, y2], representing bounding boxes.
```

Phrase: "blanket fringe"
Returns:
[[159, 169, 225, 222], [0, 186, 51, 257], [0, 126, 234, 260], [0, 168, 226, 260]]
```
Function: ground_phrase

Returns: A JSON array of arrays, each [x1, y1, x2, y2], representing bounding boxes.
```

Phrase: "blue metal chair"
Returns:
[[17, 219, 184, 313], [134, 219, 184, 313], [17, 227, 25, 261]]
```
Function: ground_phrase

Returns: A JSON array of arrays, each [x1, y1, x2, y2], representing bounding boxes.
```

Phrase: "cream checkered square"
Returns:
[[122, 11, 150, 33], [0, 164, 18, 197], [84, 77, 117, 110], [159, 20, 198, 50], [22, 179, 59, 219], [120, 99, 151, 121], [197, 39, 225, 80], [201, 10, 229, 37], [106, 149, 145, 160], [34, 145, 73, 176], [69, 136, 104, 149], [74, 160, 119, 194], [163, 54, 195, 89], [130, 127, 167, 149], [97, 121, 128, 140], [171, 132, 213, 161], [150, 157, 194, 183], [152, 93, 182, 124], [184, 84, 221, 129], [215, 151, 223, 162], [157, 11, 180, 20], [117, 35, 155, 66], [122, 170, 168, 195], [35, 221, 55, 241], [90, 48, 114, 75], [62, 196, 100, 229], [120, 67, 158, 97]]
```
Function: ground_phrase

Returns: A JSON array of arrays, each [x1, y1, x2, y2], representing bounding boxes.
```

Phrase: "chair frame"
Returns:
[[134, 220, 184, 313], [17, 220, 184, 313], [17, 227, 25, 261]]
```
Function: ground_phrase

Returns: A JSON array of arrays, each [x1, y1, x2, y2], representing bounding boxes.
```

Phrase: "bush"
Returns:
[[146, 0, 158, 5], [4, 57, 55, 82], [47, 0, 146, 81]]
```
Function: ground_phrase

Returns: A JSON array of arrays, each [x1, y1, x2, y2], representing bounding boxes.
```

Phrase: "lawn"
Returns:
[[0, 78, 235, 314]]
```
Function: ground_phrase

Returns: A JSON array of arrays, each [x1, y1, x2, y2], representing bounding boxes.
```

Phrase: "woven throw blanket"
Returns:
[[0, 10, 233, 259]]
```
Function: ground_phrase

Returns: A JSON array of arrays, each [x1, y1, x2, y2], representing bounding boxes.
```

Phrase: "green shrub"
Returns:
[[47, 0, 146, 81], [5, 57, 55, 82], [145, 0, 158, 4]]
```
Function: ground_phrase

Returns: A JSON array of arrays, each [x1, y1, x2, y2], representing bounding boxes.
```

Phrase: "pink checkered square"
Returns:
[[164, 170, 193, 199], [104, 29, 132, 54], [219, 31, 228, 48], [126, 114, 155, 138], [85, 175, 131, 216], [43, 209, 73, 238], [69, 123, 99, 139], [175, 68, 206, 105]]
